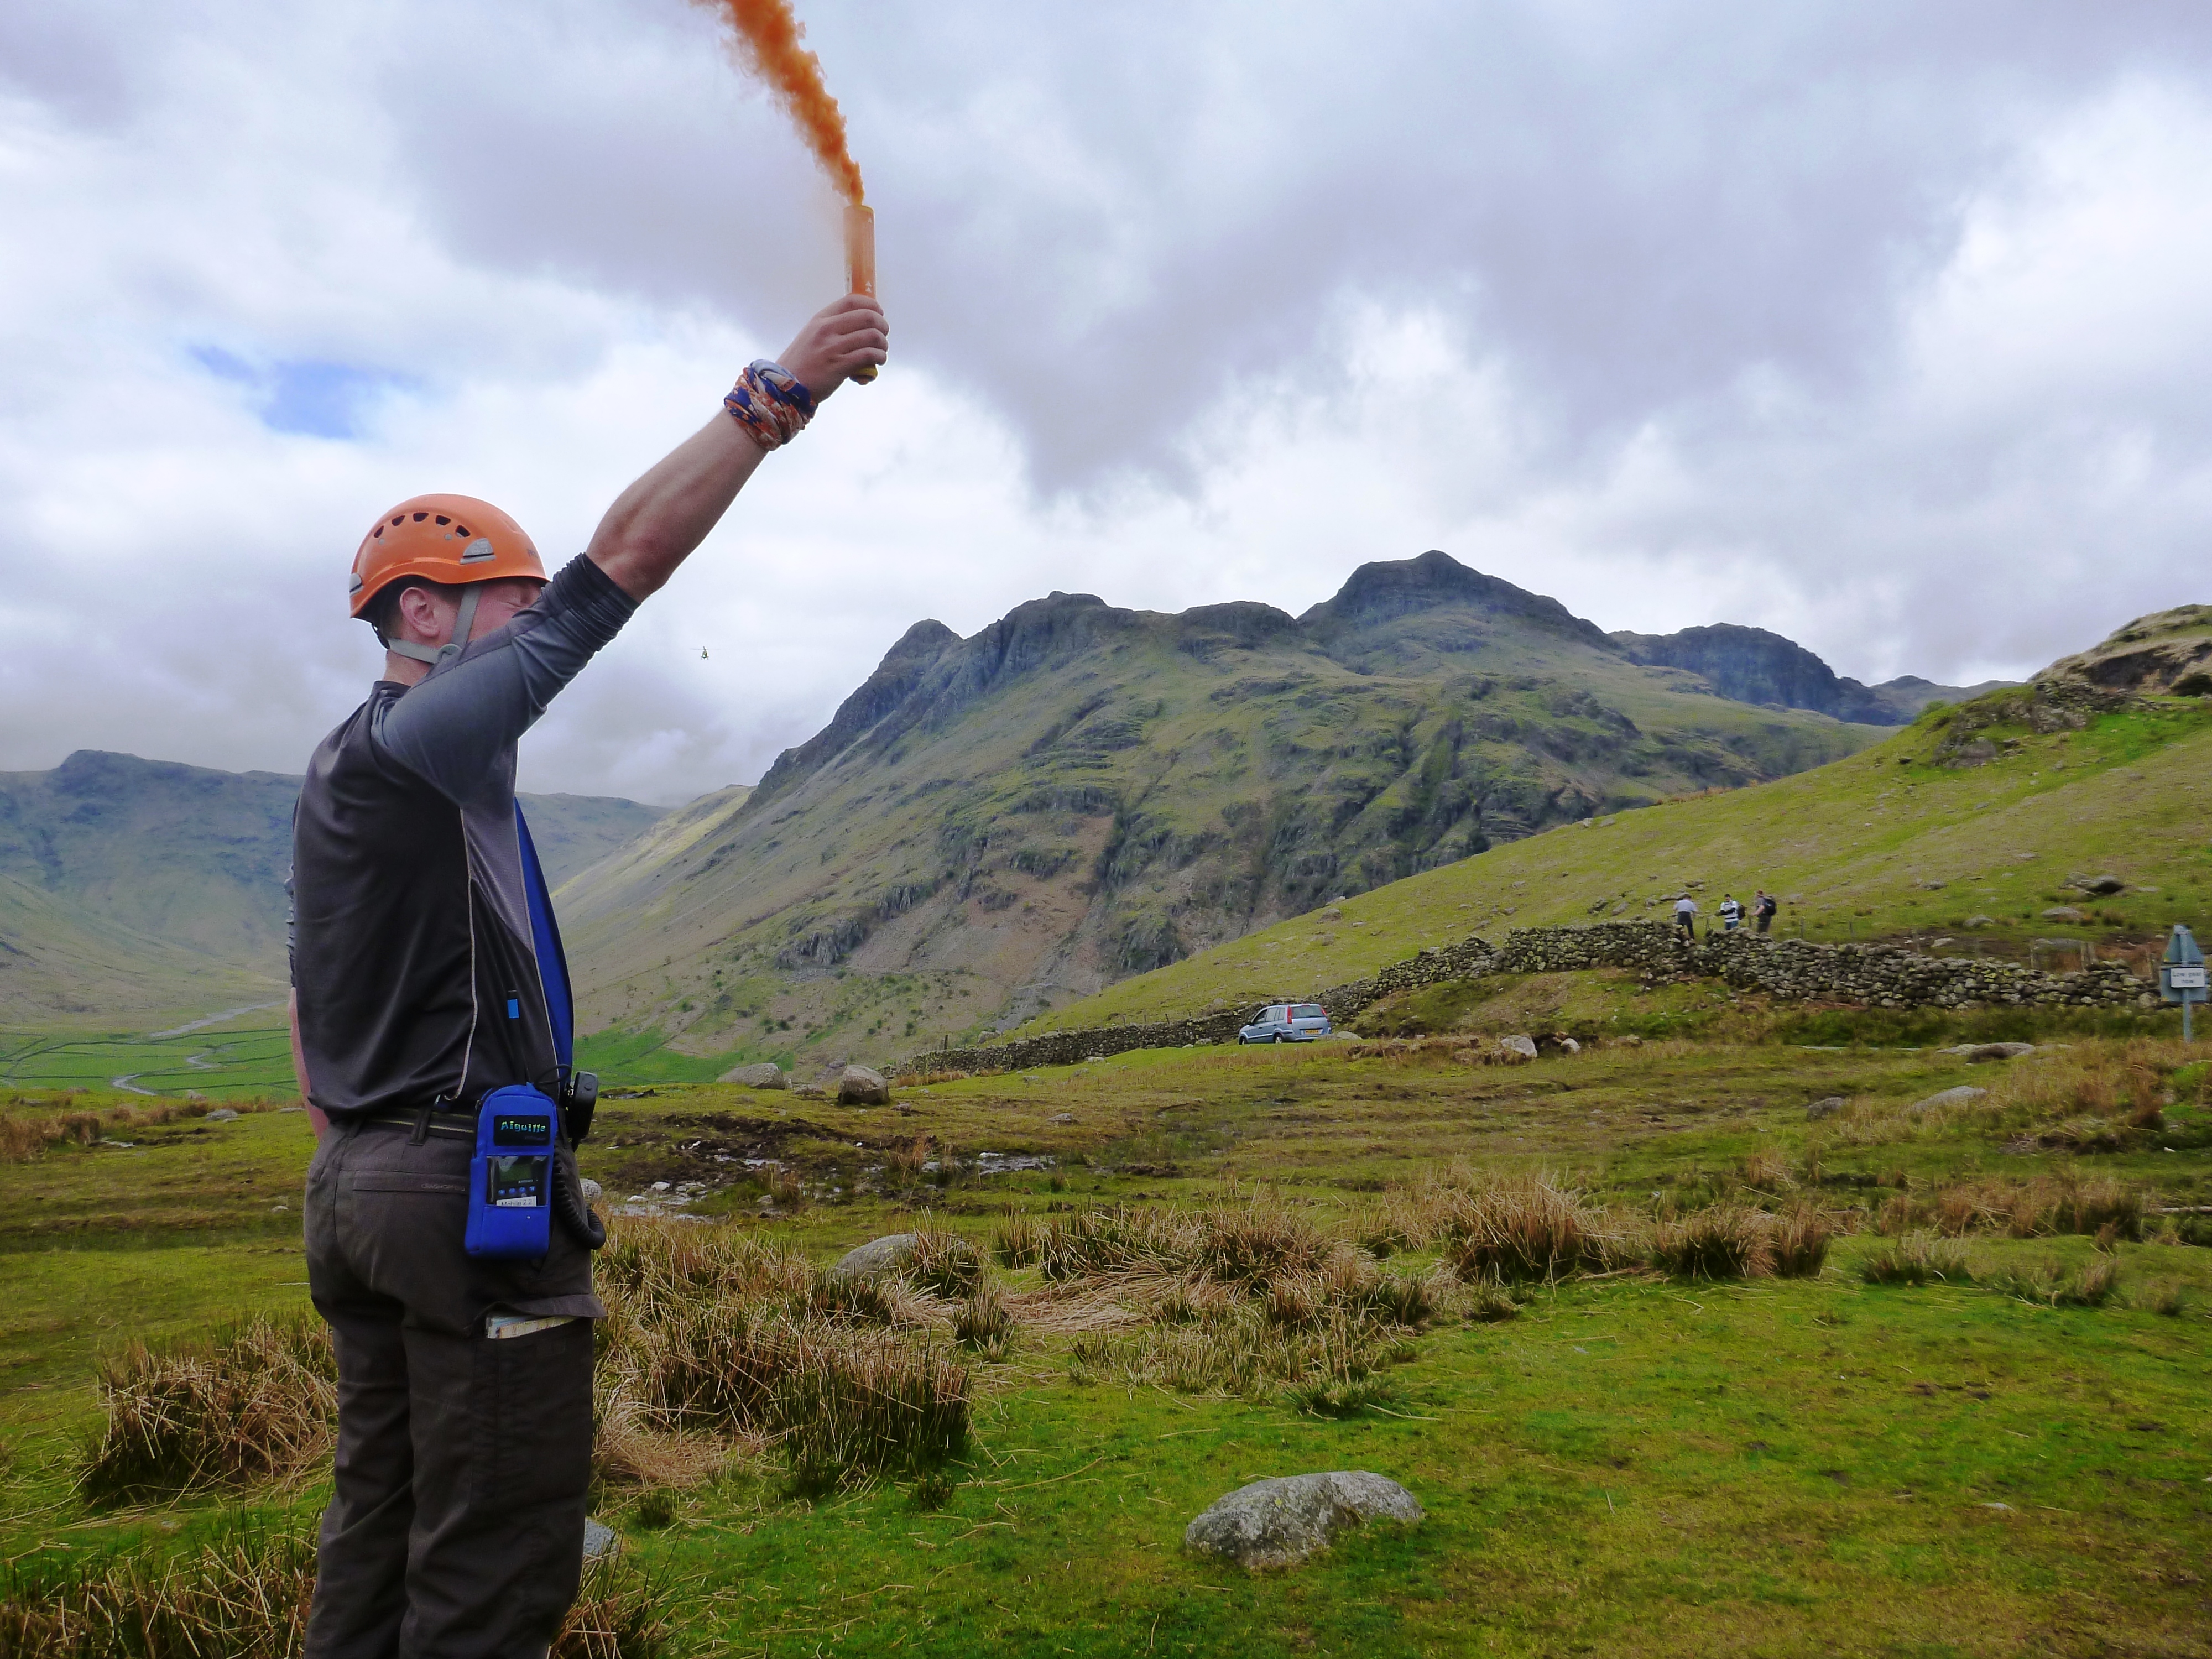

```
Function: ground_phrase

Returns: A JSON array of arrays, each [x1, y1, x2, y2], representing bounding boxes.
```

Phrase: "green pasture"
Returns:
[[0, 1006, 294, 1101], [3, 1014, 2210, 1655]]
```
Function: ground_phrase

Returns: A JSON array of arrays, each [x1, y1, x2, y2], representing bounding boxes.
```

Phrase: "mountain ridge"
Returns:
[[561, 550, 1912, 1067]]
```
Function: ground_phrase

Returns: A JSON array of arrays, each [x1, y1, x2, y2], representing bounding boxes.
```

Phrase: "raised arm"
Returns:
[[587, 294, 887, 601]]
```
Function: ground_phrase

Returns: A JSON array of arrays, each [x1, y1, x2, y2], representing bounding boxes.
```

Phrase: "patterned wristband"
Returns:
[[722, 360, 816, 451]]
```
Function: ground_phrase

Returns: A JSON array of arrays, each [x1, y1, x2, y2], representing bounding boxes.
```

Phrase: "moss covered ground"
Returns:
[[3, 1014, 2210, 1655]]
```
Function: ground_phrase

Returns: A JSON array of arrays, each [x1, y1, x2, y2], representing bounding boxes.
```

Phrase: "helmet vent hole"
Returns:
[[412, 512, 428, 521], [373, 525, 384, 538], [391, 516, 404, 526], [454, 525, 469, 536], [435, 515, 450, 525]]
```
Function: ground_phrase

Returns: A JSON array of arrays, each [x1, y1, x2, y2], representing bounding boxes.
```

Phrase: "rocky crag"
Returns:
[[1613, 623, 2009, 725]]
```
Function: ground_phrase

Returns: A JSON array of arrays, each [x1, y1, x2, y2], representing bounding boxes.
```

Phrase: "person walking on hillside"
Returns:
[[1755, 889, 1778, 936], [288, 294, 886, 1658], [1673, 894, 1699, 938], [1718, 894, 1743, 933]]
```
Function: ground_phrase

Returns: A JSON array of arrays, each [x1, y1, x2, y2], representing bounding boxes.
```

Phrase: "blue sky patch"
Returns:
[[192, 346, 412, 439]]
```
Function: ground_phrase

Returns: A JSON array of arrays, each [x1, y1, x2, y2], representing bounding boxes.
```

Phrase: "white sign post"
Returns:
[[2161, 924, 2208, 1042]]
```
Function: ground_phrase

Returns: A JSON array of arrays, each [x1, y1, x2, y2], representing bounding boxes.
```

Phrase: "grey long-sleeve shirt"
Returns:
[[289, 555, 637, 1119]]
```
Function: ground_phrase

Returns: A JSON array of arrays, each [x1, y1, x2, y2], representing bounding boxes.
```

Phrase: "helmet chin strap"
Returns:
[[386, 584, 484, 669]]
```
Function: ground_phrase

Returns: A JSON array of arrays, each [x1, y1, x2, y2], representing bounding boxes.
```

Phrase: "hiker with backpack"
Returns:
[[1718, 894, 1744, 932], [1755, 890, 1779, 935], [288, 292, 886, 1657]]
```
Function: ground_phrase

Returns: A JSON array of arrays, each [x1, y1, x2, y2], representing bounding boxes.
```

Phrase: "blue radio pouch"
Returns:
[[464, 1084, 560, 1260]]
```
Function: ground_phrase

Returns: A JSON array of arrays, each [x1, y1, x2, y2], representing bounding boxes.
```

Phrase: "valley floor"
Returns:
[[2, 1020, 2209, 1655]]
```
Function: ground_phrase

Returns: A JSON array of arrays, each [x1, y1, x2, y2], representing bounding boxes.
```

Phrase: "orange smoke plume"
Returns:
[[697, 0, 866, 205]]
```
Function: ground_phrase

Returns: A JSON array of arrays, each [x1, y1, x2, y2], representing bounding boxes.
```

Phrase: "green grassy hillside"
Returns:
[[564, 552, 1885, 1067], [1020, 686, 2212, 1033], [0, 749, 664, 1026]]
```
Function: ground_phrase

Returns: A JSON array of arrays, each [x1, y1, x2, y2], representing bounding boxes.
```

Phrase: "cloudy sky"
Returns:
[[3, 1, 2209, 803]]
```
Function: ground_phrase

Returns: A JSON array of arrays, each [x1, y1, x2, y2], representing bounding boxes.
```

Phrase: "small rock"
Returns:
[[1911, 1086, 1989, 1115], [650, 1181, 670, 1192], [1556, 1036, 1582, 1055], [582, 1518, 619, 1560], [1049, 1112, 1077, 1124], [1497, 1035, 1539, 1062], [792, 1083, 828, 1100], [1961, 915, 1997, 928], [1184, 1472, 1423, 1569], [721, 1062, 787, 1089], [1805, 1097, 1846, 1120], [202, 1108, 240, 1123], [838, 1065, 891, 1106], [827, 1233, 919, 1282], [2041, 906, 2089, 922], [2073, 874, 2126, 896], [581, 1178, 603, 1206]]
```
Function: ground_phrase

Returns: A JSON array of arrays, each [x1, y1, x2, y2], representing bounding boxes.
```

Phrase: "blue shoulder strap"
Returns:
[[514, 804, 573, 1071]]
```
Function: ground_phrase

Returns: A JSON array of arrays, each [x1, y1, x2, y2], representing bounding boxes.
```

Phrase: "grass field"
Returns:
[[3, 993, 2210, 1655], [0, 1005, 294, 1101]]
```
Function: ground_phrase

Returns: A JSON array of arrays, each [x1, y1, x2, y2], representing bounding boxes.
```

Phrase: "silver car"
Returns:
[[1238, 1003, 1332, 1044]]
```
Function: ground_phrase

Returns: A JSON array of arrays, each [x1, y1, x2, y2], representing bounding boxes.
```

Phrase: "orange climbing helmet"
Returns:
[[348, 493, 545, 619]]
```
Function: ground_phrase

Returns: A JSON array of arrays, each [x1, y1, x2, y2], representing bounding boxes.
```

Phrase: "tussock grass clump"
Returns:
[[1884, 1173, 2146, 1241], [2136, 1278, 2189, 1317], [992, 1211, 1042, 1268], [1770, 1207, 1838, 1278], [952, 1282, 1013, 1354], [0, 1525, 676, 1659], [1646, 1207, 1776, 1280], [595, 1219, 969, 1491], [904, 1227, 985, 1298], [1431, 1173, 1624, 1283], [1989, 1256, 2121, 1309], [1034, 1206, 1181, 1280], [774, 1331, 971, 1493], [79, 1313, 335, 1501], [1860, 1235, 1973, 1287], [0, 1522, 317, 1657], [1644, 1206, 1837, 1281]]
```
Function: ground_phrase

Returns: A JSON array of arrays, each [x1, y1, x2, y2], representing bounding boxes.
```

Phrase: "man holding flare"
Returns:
[[288, 285, 886, 1658]]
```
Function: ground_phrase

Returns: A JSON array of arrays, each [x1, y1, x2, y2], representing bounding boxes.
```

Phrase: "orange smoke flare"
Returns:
[[697, 0, 865, 205]]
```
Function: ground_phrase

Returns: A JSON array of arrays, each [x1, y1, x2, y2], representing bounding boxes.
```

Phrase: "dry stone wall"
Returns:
[[904, 920, 2153, 1076]]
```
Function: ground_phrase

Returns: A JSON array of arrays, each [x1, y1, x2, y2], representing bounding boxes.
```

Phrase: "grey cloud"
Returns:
[[4, 0, 2212, 804]]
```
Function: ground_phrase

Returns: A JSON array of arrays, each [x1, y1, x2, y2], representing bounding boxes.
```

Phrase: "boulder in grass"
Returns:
[[1497, 1035, 1538, 1062], [2041, 906, 2089, 923], [1805, 1097, 1846, 1121], [721, 1062, 787, 1089], [827, 1233, 918, 1283], [1943, 1042, 2037, 1062], [1184, 1472, 1423, 1569], [202, 1108, 241, 1123], [1911, 1085, 1989, 1115], [582, 1517, 619, 1560], [838, 1064, 891, 1105], [2073, 874, 2126, 896]]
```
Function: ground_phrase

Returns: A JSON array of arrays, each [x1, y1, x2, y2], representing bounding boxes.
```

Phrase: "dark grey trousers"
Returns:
[[304, 1120, 603, 1659]]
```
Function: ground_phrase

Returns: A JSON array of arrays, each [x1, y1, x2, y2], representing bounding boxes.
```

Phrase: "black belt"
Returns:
[[356, 1107, 478, 1140]]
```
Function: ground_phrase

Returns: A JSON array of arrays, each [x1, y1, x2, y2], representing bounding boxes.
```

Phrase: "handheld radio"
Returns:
[[465, 1083, 559, 1260]]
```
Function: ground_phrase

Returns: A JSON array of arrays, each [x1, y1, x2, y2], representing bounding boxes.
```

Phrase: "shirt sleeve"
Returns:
[[371, 555, 639, 810]]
